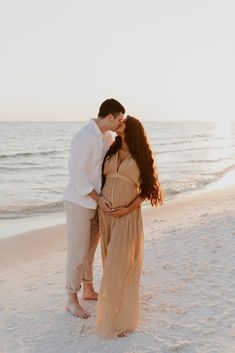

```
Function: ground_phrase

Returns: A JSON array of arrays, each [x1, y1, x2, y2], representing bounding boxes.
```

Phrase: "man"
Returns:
[[63, 98, 125, 318]]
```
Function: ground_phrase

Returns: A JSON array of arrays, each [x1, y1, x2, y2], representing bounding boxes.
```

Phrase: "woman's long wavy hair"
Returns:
[[102, 116, 163, 206]]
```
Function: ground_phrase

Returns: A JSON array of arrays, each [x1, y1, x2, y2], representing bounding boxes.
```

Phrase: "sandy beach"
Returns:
[[1, 186, 235, 353]]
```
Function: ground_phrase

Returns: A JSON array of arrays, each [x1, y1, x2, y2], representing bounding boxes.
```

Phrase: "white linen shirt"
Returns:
[[63, 119, 113, 209]]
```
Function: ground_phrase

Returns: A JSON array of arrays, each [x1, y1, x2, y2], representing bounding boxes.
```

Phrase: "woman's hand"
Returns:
[[107, 207, 129, 218]]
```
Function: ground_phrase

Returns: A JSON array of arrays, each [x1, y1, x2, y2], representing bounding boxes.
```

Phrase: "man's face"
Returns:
[[115, 119, 126, 135], [109, 113, 124, 132]]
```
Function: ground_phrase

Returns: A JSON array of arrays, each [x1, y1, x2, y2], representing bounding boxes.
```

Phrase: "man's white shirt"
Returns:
[[63, 119, 113, 209]]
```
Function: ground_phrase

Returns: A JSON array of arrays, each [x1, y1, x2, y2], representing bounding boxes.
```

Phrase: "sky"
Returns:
[[0, 0, 235, 121]]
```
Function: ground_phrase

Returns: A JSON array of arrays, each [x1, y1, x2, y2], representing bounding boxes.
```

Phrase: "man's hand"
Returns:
[[107, 207, 129, 218], [98, 196, 113, 212], [88, 190, 112, 212]]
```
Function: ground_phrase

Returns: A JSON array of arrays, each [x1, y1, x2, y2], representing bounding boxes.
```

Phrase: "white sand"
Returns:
[[0, 186, 235, 353]]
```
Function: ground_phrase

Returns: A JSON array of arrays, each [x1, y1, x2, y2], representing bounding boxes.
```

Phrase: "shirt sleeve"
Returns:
[[68, 133, 95, 196]]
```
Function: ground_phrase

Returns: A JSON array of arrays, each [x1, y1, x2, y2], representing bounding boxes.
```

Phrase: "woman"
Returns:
[[96, 116, 163, 338]]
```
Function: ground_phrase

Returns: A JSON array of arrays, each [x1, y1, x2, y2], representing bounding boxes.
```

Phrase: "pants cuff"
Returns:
[[66, 284, 81, 293]]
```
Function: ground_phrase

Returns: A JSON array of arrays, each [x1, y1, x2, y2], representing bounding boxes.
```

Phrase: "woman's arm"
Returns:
[[127, 196, 143, 212], [107, 196, 144, 218]]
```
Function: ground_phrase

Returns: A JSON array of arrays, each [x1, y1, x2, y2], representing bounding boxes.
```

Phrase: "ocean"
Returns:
[[0, 121, 235, 221]]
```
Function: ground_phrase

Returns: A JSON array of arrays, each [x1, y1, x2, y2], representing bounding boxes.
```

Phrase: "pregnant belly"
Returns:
[[101, 178, 138, 208]]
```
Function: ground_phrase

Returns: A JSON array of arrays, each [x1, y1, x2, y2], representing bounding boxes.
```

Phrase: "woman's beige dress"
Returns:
[[96, 151, 144, 338]]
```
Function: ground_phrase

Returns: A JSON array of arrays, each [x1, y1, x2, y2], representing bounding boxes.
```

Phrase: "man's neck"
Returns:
[[94, 118, 107, 134]]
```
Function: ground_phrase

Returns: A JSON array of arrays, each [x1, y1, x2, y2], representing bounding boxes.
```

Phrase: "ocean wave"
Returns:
[[151, 134, 210, 141], [153, 139, 195, 146], [191, 134, 211, 138], [0, 165, 65, 172], [2, 163, 235, 219], [0, 150, 63, 159], [189, 157, 233, 163], [165, 181, 212, 197], [158, 144, 235, 154], [0, 201, 63, 219], [203, 164, 235, 178], [163, 164, 235, 198]]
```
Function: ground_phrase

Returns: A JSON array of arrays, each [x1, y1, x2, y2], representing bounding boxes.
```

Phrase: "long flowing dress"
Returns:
[[96, 151, 144, 338]]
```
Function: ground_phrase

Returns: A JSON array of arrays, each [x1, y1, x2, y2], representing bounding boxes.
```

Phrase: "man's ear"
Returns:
[[106, 114, 114, 121]]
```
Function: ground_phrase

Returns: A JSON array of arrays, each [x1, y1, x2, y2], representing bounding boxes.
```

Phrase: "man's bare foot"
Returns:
[[82, 283, 98, 301], [66, 292, 90, 318], [66, 301, 91, 319]]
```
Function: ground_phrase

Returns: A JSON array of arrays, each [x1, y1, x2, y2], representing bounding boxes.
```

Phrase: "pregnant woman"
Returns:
[[96, 116, 163, 338]]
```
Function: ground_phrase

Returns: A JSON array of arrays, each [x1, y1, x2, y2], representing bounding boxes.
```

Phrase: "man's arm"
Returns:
[[68, 134, 94, 196], [69, 132, 113, 212]]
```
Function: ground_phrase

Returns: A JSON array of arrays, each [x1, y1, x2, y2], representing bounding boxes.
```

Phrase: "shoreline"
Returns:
[[1, 167, 235, 240], [0, 212, 66, 239], [1, 183, 234, 271]]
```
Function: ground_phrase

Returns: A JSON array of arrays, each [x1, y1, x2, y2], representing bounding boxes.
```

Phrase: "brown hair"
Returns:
[[98, 98, 125, 118], [103, 116, 163, 206]]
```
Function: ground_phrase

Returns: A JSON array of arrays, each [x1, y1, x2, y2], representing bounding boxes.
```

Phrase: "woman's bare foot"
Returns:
[[82, 283, 98, 300], [66, 292, 90, 319], [117, 330, 130, 337]]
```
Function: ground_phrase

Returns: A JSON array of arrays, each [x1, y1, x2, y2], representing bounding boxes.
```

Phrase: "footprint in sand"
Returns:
[[163, 263, 173, 270], [26, 286, 38, 291], [142, 326, 156, 335], [79, 323, 91, 336], [6, 324, 17, 331]]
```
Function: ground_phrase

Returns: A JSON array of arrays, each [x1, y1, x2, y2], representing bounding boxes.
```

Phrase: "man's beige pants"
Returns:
[[64, 201, 99, 293]]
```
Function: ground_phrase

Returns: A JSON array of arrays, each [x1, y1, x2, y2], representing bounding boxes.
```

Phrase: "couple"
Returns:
[[63, 98, 163, 338]]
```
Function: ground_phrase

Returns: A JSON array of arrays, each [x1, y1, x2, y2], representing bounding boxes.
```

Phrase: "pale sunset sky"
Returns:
[[0, 0, 235, 121]]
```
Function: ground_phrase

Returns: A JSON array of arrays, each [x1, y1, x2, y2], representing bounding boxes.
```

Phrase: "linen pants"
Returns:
[[64, 201, 99, 293]]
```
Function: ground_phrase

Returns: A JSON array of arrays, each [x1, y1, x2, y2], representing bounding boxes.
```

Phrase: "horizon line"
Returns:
[[0, 119, 235, 123]]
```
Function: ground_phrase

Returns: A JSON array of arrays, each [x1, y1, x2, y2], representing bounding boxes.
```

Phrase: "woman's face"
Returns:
[[115, 119, 126, 136]]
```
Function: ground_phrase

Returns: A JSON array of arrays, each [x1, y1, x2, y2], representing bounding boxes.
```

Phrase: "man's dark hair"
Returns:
[[98, 98, 125, 118]]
